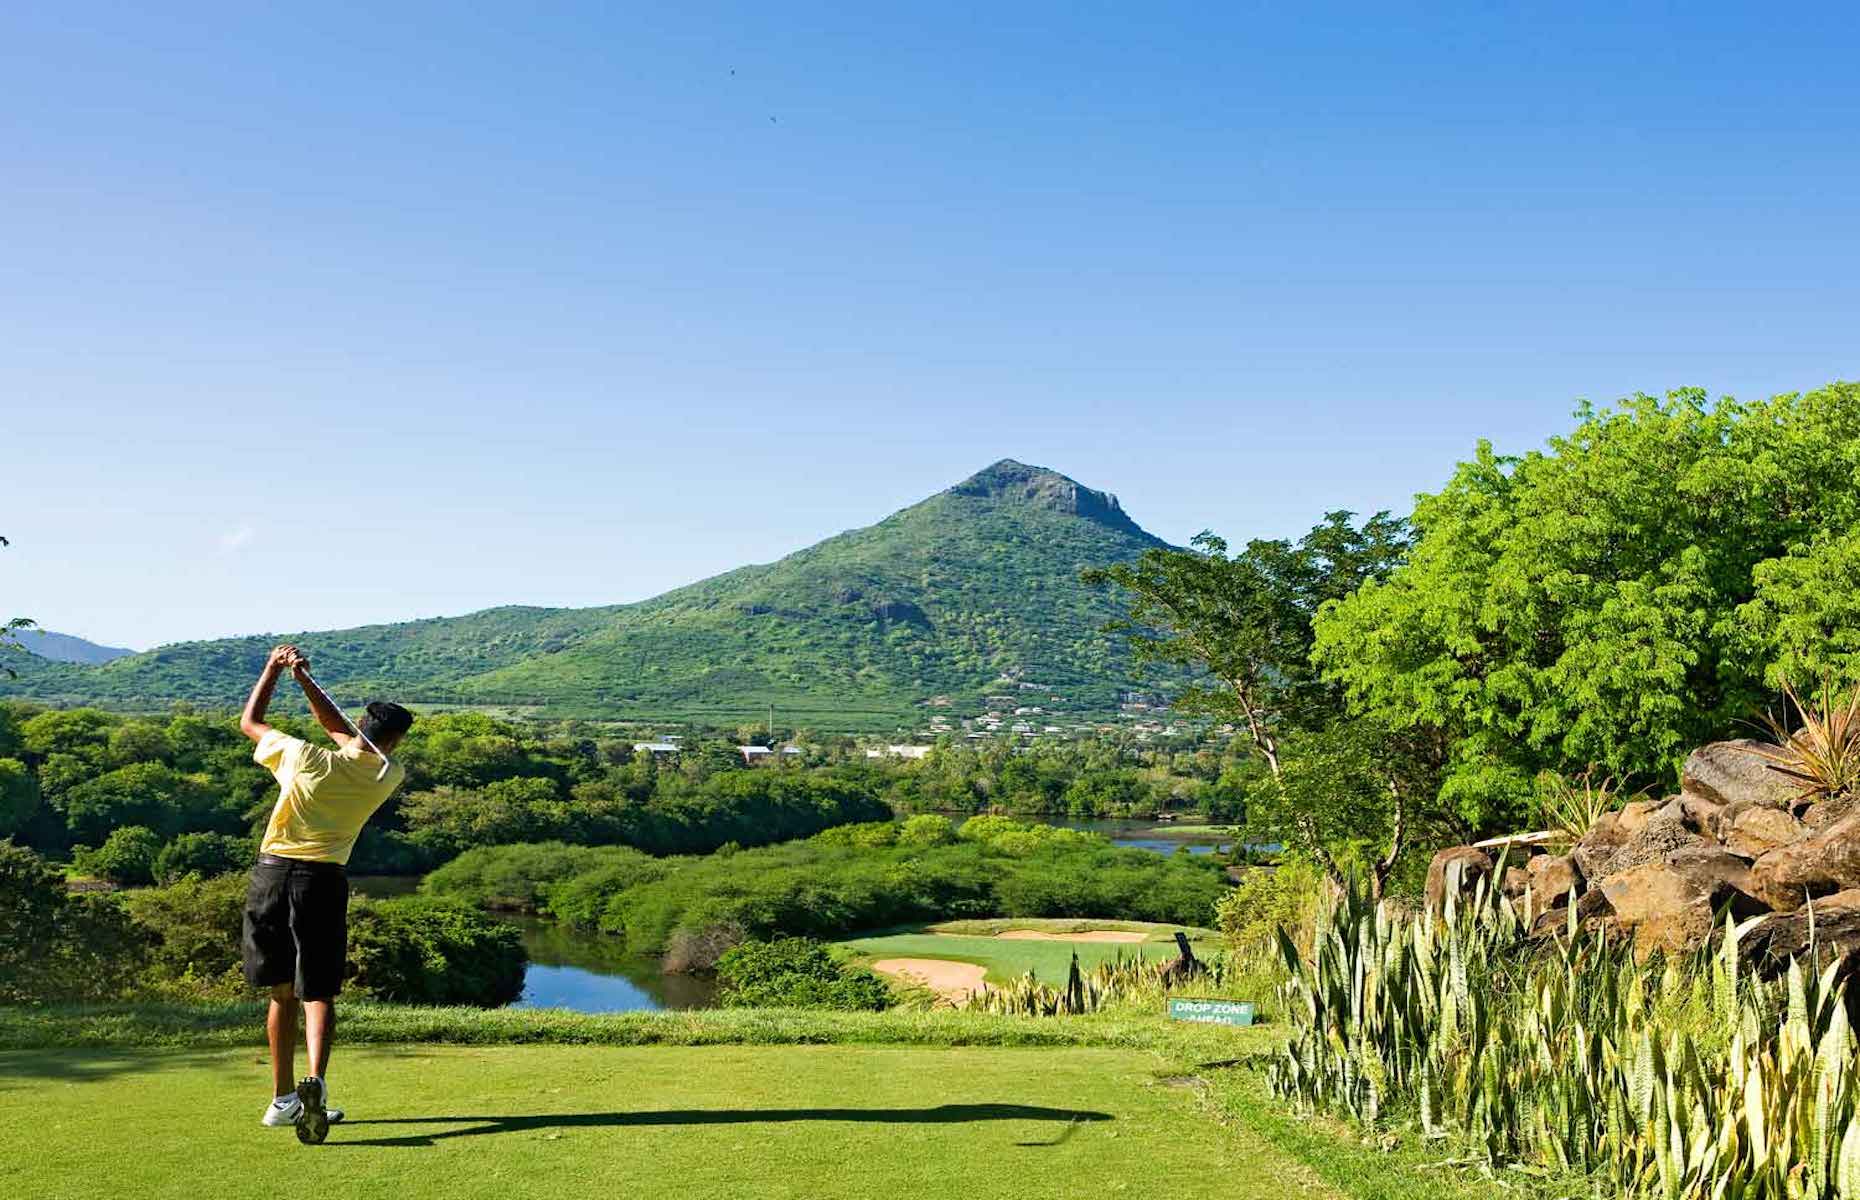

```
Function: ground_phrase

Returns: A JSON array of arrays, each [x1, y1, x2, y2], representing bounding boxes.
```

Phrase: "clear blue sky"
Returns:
[[5, 3, 1856, 649]]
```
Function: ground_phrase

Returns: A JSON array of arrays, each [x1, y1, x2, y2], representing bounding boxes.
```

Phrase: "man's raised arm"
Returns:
[[239, 644, 296, 743], [286, 651, 358, 749]]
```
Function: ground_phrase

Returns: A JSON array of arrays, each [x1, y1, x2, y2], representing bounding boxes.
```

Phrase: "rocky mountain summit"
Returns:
[[1427, 737, 1860, 971]]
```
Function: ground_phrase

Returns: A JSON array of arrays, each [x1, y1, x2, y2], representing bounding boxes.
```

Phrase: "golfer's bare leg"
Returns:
[[267, 984, 298, 1096], [304, 999, 334, 1081]]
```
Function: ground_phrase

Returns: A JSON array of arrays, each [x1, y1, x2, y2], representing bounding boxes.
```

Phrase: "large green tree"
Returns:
[[1313, 383, 1860, 830], [1087, 513, 1426, 894]]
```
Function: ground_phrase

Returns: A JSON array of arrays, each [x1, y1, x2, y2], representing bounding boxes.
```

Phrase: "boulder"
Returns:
[[1424, 846, 1494, 914], [1616, 799, 1664, 836], [1599, 847, 1762, 957], [1677, 793, 1727, 838], [1682, 740, 1798, 810], [1500, 866, 1533, 899], [1571, 811, 1629, 882], [1530, 885, 1612, 938], [1739, 890, 1860, 976], [1724, 806, 1806, 859], [1749, 811, 1860, 912], [1593, 801, 1708, 881], [1804, 793, 1860, 830], [1526, 852, 1582, 900]]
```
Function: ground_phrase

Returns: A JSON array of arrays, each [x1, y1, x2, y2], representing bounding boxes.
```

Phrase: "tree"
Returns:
[[0, 758, 39, 838], [58, 762, 226, 844], [1314, 384, 1860, 830], [1087, 512, 1419, 895], [74, 824, 163, 885], [0, 840, 150, 1002]]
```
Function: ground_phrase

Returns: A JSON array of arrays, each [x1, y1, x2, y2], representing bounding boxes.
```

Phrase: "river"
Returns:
[[352, 814, 1239, 1014]]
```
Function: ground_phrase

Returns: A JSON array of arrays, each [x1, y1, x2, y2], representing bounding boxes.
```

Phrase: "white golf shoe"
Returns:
[[261, 1096, 303, 1127]]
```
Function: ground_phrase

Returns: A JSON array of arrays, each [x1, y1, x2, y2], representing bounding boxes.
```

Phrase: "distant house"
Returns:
[[781, 745, 805, 756], [632, 742, 681, 756], [866, 744, 932, 760], [739, 745, 774, 765]]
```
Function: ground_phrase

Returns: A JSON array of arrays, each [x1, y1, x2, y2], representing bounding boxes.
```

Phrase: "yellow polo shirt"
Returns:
[[254, 729, 406, 865]]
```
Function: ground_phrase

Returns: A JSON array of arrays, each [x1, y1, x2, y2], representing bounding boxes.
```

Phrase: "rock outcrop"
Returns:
[[1424, 738, 1860, 968]]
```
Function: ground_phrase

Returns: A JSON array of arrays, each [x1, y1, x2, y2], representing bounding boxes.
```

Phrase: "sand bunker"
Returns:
[[871, 958, 988, 1001], [993, 929, 1149, 943]]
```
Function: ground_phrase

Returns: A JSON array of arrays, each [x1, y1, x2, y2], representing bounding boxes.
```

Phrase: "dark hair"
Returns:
[[358, 701, 414, 744]]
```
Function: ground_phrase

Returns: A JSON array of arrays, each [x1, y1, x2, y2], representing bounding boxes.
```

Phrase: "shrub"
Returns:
[[152, 832, 253, 884], [715, 937, 891, 1011], [811, 821, 898, 848], [0, 839, 151, 1002], [896, 813, 955, 847], [122, 871, 249, 993], [346, 897, 526, 1006], [1531, 768, 1623, 843], [1214, 858, 1325, 956], [1748, 677, 1860, 804], [73, 825, 163, 885], [423, 842, 652, 912]]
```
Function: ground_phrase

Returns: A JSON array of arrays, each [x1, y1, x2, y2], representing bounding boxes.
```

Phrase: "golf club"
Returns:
[[296, 667, 393, 782]]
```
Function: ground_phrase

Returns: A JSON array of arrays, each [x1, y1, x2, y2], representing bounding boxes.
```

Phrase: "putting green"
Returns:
[[838, 931, 1218, 986], [0, 1044, 1333, 1200]]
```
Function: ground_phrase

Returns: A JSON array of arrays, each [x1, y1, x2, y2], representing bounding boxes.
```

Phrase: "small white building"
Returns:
[[633, 742, 681, 756], [739, 745, 774, 764]]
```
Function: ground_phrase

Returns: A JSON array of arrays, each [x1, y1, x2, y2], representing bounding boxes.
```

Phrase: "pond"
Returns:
[[349, 813, 1243, 1015], [351, 874, 715, 1013]]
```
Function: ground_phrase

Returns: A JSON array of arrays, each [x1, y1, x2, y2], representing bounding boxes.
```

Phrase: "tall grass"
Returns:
[[1272, 868, 1860, 1197]]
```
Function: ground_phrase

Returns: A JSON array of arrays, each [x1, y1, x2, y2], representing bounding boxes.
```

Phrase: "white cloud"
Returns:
[[218, 523, 255, 553]]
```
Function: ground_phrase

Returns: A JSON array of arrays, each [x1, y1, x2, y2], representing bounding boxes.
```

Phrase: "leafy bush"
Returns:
[[152, 832, 253, 884], [0, 840, 151, 1002], [1214, 858, 1324, 956], [896, 813, 955, 847], [73, 825, 163, 885], [122, 871, 248, 994], [811, 821, 898, 848], [715, 937, 891, 1011], [346, 897, 526, 1006], [423, 842, 651, 912]]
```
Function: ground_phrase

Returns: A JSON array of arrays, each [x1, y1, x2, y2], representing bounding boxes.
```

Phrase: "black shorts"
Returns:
[[242, 857, 350, 1000]]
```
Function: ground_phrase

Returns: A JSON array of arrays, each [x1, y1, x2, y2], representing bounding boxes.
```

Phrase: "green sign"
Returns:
[[1167, 998, 1255, 1026]]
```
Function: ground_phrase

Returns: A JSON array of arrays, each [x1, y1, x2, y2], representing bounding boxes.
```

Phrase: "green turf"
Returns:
[[922, 917, 1219, 940], [0, 1044, 1337, 1200], [0, 1002, 1267, 1056], [837, 930, 1222, 986]]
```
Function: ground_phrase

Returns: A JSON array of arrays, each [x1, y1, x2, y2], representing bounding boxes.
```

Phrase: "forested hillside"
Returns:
[[1, 461, 1175, 725]]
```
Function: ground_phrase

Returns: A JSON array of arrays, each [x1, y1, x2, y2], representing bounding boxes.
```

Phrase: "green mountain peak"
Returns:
[[3, 463, 1176, 727], [944, 460, 1145, 535]]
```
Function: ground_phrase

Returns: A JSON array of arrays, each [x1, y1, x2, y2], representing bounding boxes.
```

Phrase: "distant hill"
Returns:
[[11, 629, 137, 665], [0, 461, 1177, 726]]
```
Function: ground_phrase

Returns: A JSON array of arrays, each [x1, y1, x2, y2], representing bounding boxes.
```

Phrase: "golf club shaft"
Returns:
[[297, 667, 392, 780]]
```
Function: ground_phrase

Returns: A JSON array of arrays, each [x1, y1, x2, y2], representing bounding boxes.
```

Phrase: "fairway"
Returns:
[[0, 1043, 1330, 1200]]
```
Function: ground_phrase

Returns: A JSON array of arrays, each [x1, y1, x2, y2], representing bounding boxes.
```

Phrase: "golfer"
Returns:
[[238, 644, 413, 1142]]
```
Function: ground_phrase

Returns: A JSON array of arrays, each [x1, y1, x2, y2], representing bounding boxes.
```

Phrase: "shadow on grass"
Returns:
[[334, 1103, 1113, 1148], [0, 1048, 236, 1086]]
